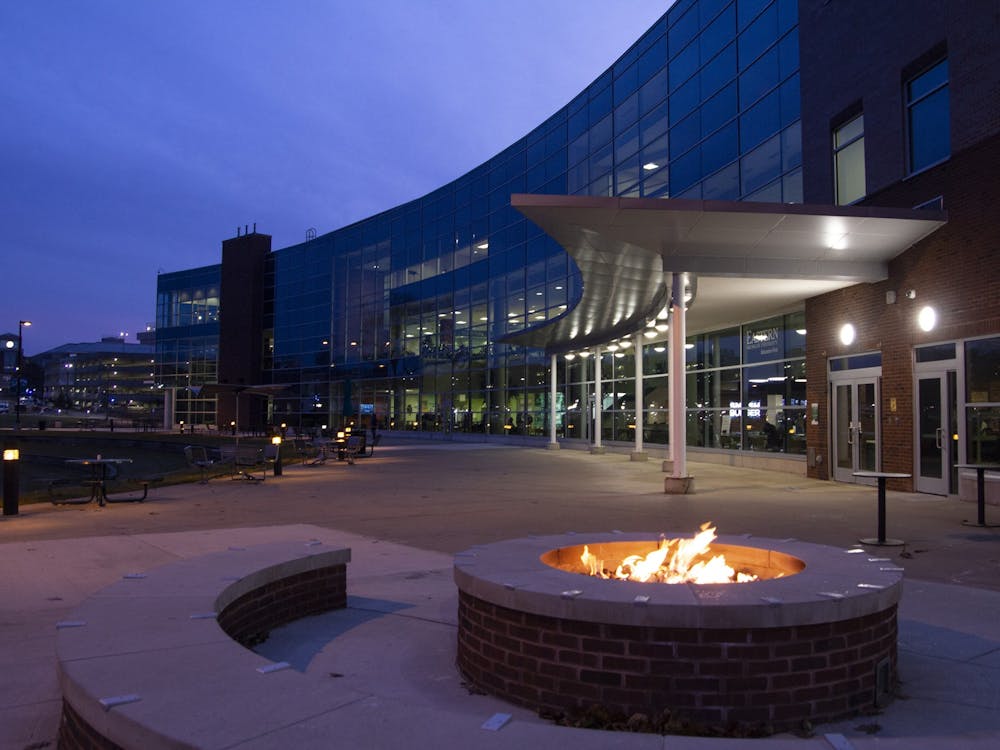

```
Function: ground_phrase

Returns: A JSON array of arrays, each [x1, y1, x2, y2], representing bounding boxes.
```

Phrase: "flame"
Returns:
[[580, 523, 758, 584]]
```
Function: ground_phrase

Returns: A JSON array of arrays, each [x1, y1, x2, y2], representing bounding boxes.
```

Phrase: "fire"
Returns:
[[580, 523, 759, 584]]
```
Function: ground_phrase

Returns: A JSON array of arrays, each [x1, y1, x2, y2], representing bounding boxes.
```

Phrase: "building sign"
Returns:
[[744, 325, 784, 363]]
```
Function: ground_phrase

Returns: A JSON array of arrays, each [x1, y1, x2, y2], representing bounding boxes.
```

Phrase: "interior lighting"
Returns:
[[643, 162, 660, 171], [917, 306, 937, 332], [578, 351, 592, 358], [476, 242, 489, 250], [565, 352, 576, 360], [839, 323, 856, 346]]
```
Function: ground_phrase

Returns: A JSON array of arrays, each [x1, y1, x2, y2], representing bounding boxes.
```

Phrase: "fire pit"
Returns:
[[454, 531, 903, 732]]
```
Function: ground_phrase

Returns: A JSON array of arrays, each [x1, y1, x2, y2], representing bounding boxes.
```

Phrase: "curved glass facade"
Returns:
[[159, 0, 807, 454]]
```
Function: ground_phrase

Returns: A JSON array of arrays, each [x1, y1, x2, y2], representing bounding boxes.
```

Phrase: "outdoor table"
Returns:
[[854, 470, 911, 546], [65, 458, 133, 507], [957, 463, 1000, 527]]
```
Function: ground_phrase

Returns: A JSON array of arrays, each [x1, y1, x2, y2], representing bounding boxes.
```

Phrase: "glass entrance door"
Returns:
[[916, 371, 957, 495], [832, 379, 879, 483]]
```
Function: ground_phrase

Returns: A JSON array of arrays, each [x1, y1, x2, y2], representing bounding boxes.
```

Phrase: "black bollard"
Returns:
[[3, 440, 20, 516]]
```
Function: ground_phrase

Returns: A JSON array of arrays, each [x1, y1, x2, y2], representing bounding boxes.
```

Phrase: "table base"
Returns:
[[859, 537, 905, 547]]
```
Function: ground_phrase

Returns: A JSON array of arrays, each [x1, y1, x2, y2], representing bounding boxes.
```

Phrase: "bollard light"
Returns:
[[3, 441, 20, 516], [271, 435, 283, 476]]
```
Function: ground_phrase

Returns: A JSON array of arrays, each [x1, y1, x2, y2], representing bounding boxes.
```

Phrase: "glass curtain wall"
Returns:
[[155, 266, 222, 426], [264, 0, 804, 443], [560, 311, 807, 454]]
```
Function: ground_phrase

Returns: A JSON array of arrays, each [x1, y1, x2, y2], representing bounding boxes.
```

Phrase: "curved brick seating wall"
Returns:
[[55, 543, 350, 750], [457, 591, 897, 730]]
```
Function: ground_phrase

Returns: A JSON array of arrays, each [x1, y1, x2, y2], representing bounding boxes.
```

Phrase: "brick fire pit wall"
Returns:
[[454, 533, 903, 732]]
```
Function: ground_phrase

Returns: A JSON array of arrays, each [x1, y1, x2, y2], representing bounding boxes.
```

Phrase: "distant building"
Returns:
[[34, 337, 158, 418], [156, 0, 999, 498]]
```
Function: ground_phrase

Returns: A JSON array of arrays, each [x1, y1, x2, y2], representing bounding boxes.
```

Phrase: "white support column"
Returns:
[[631, 332, 647, 461], [665, 274, 693, 493], [592, 347, 605, 454], [547, 353, 560, 450]]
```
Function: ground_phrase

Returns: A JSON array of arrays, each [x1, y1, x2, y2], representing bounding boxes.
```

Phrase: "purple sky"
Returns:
[[1, 1, 671, 355]]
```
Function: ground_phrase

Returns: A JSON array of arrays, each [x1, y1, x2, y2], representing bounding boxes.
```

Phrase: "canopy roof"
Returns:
[[505, 195, 947, 353]]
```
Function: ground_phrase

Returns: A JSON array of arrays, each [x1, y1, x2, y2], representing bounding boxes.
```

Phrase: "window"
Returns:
[[906, 58, 949, 173], [834, 114, 865, 204]]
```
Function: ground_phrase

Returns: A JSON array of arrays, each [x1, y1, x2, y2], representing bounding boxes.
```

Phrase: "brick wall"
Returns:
[[217, 565, 348, 647], [457, 591, 897, 733]]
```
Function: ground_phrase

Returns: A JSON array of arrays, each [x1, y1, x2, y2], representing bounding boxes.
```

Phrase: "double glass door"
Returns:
[[832, 377, 879, 483]]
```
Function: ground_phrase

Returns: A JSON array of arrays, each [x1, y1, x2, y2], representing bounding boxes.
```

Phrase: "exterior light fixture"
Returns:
[[839, 323, 856, 346], [917, 306, 937, 332], [14, 320, 31, 430], [606, 343, 619, 352], [643, 329, 657, 338], [564, 352, 576, 360]]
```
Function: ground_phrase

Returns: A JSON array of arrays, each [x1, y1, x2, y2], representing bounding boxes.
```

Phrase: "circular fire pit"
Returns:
[[454, 532, 903, 732]]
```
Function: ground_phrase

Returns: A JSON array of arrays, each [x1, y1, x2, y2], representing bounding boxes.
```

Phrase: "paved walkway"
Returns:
[[2, 439, 998, 749]]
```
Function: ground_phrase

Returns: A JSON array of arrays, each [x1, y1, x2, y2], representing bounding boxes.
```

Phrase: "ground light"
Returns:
[[271, 436, 283, 476], [3, 441, 19, 516]]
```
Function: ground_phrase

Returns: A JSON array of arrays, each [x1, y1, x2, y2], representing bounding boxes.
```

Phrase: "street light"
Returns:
[[15, 320, 31, 430]]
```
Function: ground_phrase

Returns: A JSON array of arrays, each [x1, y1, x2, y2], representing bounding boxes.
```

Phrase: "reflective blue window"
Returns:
[[568, 131, 589, 166], [639, 68, 668, 116], [701, 120, 739, 175], [568, 106, 589, 141], [589, 85, 612, 123], [740, 89, 780, 150], [907, 58, 949, 173], [670, 111, 701, 160], [671, 76, 701, 126], [670, 147, 702, 194], [669, 42, 700, 92], [614, 91, 640, 132], [700, 42, 737, 99], [591, 113, 613, 148], [669, 7, 699, 54], [779, 73, 800, 127], [739, 46, 779, 107], [637, 35, 667, 84], [738, 0, 771, 30], [700, 3, 735, 64], [702, 161, 740, 199], [615, 123, 640, 160], [701, 81, 737, 137], [778, 28, 798, 79], [640, 102, 669, 146], [738, 1, 778, 68], [641, 133, 669, 170], [740, 132, 781, 194]]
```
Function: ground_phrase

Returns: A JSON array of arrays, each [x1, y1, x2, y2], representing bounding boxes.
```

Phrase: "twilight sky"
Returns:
[[1, 1, 671, 355]]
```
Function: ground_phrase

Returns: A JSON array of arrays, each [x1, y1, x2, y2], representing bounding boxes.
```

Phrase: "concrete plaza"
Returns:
[[1, 439, 998, 748]]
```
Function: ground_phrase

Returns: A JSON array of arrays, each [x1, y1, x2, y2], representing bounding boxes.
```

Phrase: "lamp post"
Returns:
[[15, 320, 31, 430]]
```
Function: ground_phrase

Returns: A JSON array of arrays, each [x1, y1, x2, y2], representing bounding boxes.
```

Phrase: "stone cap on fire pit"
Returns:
[[453, 532, 903, 629]]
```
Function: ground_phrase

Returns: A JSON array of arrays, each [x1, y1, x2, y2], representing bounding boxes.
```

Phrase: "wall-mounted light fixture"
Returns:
[[839, 323, 856, 346], [917, 306, 937, 332]]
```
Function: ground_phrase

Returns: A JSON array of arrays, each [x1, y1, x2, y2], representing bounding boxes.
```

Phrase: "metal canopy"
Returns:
[[505, 195, 947, 353]]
